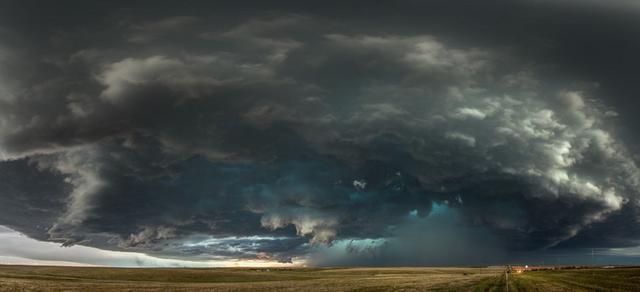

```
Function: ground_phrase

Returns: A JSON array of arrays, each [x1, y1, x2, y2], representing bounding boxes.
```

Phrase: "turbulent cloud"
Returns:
[[1, 0, 640, 266]]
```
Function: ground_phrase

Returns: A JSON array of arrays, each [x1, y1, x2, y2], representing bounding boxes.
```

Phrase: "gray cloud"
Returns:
[[1, 0, 640, 266]]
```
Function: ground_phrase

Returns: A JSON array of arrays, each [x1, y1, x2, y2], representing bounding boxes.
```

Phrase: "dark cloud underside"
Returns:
[[1, 0, 640, 265]]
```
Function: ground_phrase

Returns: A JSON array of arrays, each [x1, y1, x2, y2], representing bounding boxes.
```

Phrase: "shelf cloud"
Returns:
[[1, 0, 640, 266]]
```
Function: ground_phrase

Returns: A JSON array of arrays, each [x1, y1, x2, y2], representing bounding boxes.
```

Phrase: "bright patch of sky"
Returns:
[[0, 226, 299, 267]]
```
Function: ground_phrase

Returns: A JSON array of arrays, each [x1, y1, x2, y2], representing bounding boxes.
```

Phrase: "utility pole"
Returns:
[[505, 266, 509, 292]]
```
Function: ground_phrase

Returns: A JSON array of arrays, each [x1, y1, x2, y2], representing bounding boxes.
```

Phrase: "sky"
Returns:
[[1, 0, 640, 267]]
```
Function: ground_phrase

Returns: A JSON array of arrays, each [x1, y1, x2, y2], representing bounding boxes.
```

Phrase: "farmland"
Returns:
[[0, 265, 639, 291], [505, 267, 640, 291]]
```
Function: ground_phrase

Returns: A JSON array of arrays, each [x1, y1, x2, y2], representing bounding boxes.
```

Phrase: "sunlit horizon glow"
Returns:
[[0, 226, 304, 268]]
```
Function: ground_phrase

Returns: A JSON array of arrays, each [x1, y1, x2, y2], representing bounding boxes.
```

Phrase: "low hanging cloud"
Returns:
[[1, 1, 640, 265]]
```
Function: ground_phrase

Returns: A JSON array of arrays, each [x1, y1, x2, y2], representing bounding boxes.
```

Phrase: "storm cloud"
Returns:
[[1, 0, 640, 266]]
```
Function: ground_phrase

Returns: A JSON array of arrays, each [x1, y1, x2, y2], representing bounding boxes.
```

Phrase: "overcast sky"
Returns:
[[1, 0, 640, 267]]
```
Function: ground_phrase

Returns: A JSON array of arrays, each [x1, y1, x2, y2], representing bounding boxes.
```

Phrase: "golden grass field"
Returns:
[[0, 265, 639, 291]]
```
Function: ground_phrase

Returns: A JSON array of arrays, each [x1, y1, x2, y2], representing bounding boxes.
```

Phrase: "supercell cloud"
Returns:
[[1, 0, 640, 266]]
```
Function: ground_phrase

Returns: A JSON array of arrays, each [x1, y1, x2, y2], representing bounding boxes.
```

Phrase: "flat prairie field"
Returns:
[[0, 265, 639, 291]]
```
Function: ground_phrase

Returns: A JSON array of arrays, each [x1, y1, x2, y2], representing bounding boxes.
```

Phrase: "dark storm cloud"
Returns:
[[1, 0, 640, 265], [0, 159, 69, 240]]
